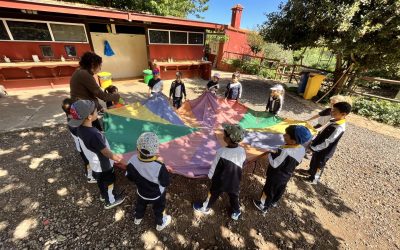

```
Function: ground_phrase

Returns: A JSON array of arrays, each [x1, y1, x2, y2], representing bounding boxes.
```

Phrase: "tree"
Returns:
[[247, 31, 265, 55], [263, 43, 293, 63], [65, 0, 209, 18], [260, 0, 400, 93]]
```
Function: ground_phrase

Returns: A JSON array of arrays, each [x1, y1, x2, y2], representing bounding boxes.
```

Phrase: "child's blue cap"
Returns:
[[294, 125, 312, 144]]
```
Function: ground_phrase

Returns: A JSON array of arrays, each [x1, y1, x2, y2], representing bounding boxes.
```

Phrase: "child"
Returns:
[[193, 124, 246, 220], [169, 71, 187, 109], [61, 98, 95, 183], [266, 84, 284, 115], [104, 85, 125, 109], [306, 102, 352, 184], [305, 95, 352, 129], [253, 125, 312, 214], [148, 69, 163, 97], [68, 100, 126, 209], [125, 132, 172, 231], [225, 72, 242, 101], [207, 73, 220, 94]]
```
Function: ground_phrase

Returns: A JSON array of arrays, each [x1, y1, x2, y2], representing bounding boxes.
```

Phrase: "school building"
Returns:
[[0, 0, 251, 90]]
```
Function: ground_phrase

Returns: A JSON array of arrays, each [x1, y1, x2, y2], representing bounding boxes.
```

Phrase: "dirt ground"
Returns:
[[0, 74, 399, 249]]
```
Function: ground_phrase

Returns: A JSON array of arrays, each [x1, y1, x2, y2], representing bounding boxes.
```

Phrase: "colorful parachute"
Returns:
[[103, 92, 314, 178]]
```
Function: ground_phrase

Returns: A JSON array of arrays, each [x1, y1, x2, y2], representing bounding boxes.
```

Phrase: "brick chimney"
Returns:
[[231, 4, 243, 29]]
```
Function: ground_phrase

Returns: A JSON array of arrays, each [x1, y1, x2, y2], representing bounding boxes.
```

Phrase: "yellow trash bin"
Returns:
[[303, 73, 326, 100], [98, 72, 112, 89]]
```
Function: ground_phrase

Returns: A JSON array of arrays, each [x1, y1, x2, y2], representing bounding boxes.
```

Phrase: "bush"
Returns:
[[241, 59, 261, 75], [352, 97, 400, 126], [259, 68, 276, 79], [230, 59, 243, 69]]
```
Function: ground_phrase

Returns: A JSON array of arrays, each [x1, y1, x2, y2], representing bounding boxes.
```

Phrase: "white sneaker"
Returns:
[[134, 218, 142, 225], [104, 196, 125, 210], [87, 177, 97, 184], [99, 195, 105, 202], [156, 215, 171, 231]]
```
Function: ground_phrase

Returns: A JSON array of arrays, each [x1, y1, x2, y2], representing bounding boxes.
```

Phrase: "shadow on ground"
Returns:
[[0, 125, 351, 249]]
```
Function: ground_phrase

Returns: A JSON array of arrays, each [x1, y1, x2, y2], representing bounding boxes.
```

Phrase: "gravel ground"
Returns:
[[0, 74, 399, 249]]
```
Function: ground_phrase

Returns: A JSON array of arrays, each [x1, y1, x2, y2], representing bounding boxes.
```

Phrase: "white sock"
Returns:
[[107, 184, 115, 203], [260, 192, 267, 207], [202, 193, 211, 209], [87, 166, 93, 179]]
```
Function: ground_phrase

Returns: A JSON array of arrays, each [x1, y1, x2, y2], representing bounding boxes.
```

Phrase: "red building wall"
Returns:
[[0, 42, 91, 90], [0, 42, 91, 61], [148, 45, 204, 61], [223, 28, 252, 55]]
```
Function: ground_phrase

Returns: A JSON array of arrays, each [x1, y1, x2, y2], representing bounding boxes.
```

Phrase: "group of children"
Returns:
[[145, 69, 244, 110], [62, 71, 352, 231]]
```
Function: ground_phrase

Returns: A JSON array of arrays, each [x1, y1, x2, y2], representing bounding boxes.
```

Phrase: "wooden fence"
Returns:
[[221, 51, 400, 103]]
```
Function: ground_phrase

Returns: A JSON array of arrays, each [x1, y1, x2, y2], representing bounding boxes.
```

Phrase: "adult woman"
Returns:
[[70, 52, 120, 130]]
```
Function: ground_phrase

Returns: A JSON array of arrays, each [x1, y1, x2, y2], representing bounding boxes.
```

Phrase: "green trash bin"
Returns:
[[143, 69, 153, 85]]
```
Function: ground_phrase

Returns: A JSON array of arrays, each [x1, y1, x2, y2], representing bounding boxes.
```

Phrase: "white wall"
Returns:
[[90, 33, 148, 79]]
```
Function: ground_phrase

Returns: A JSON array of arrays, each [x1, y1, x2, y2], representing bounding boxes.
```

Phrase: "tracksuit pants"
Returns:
[[135, 193, 166, 226], [172, 97, 183, 109], [261, 176, 288, 208], [203, 190, 240, 213], [93, 168, 116, 204], [308, 152, 330, 180]]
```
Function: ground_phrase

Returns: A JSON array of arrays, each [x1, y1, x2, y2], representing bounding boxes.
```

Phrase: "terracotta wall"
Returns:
[[148, 45, 204, 62], [223, 29, 252, 55], [0, 42, 91, 61]]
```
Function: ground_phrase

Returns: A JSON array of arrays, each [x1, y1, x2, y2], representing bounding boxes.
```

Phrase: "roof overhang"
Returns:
[[0, 0, 224, 30]]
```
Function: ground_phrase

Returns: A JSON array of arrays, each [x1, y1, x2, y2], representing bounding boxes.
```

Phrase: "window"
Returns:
[[7, 20, 51, 41], [65, 45, 77, 57], [149, 30, 169, 44], [170, 31, 187, 44], [189, 32, 204, 45], [40, 45, 54, 57], [0, 21, 10, 40], [89, 23, 109, 33], [116, 25, 145, 35], [50, 23, 87, 42], [148, 29, 204, 45]]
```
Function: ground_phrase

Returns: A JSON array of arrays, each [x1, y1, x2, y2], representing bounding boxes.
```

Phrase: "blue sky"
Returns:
[[188, 0, 285, 29]]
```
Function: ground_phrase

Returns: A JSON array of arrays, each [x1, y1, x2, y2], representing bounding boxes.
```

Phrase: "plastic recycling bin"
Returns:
[[143, 69, 153, 85], [298, 71, 310, 94], [97, 72, 112, 89], [303, 73, 326, 100]]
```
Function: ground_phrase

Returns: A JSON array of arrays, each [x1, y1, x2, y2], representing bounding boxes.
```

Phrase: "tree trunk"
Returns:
[[333, 53, 343, 83], [332, 52, 355, 95], [345, 67, 361, 94]]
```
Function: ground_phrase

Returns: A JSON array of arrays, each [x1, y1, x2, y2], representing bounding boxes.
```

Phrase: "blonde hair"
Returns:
[[329, 95, 353, 105]]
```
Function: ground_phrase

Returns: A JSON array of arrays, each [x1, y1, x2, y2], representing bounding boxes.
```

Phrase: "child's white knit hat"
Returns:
[[137, 132, 160, 156]]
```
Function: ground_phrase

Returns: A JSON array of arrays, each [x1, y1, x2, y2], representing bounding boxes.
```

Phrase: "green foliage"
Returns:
[[352, 97, 400, 126], [263, 43, 293, 64], [298, 48, 336, 71], [241, 59, 261, 75], [259, 68, 276, 79], [228, 59, 243, 69], [261, 0, 400, 75], [206, 34, 229, 43], [247, 31, 265, 55], [224, 59, 276, 79], [65, 0, 209, 18]]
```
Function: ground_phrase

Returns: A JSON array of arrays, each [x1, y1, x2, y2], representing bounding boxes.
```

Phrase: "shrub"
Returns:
[[352, 97, 400, 126], [259, 68, 276, 79], [241, 59, 261, 75], [230, 59, 243, 69]]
